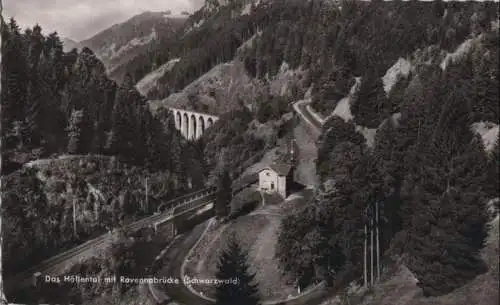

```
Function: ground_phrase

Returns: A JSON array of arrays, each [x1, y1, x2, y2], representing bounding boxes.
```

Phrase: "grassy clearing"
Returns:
[[262, 192, 284, 206], [230, 187, 262, 218], [278, 187, 314, 216], [184, 212, 297, 301], [183, 186, 311, 302]]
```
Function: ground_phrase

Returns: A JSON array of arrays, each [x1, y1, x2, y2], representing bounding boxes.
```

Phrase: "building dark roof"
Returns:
[[259, 163, 292, 176], [232, 173, 259, 192]]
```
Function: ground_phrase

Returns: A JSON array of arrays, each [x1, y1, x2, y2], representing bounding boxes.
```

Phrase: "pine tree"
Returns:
[[215, 234, 261, 305], [67, 109, 84, 154], [276, 205, 320, 287], [317, 117, 365, 180], [402, 133, 490, 296], [351, 70, 389, 128], [470, 31, 499, 123], [487, 138, 499, 198], [2, 18, 29, 131], [107, 85, 135, 158], [372, 119, 405, 249], [387, 74, 411, 113], [314, 184, 348, 286], [328, 142, 380, 266]]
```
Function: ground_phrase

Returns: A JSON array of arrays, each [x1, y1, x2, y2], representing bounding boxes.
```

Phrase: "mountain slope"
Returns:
[[78, 11, 186, 83], [61, 37, 80, 52], [1, 19, 209, 304], [3, 1, 499, 304]]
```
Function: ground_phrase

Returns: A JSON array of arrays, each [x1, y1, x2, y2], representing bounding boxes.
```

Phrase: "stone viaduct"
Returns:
[[168, 107, 219, 140]]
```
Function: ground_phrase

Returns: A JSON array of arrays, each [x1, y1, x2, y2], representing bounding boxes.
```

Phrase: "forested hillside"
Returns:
[[1, 18, 204, 276], [136, 8, 499, 299], [136, 0, 496, 105], [266, 0, 500, 300], [142, 0, 495, 300], [1, 0, 499, 304], [1, 18, 203, 173]]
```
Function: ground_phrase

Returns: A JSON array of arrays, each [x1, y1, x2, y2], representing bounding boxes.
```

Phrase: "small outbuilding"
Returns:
[[258, 163, 294, 198]]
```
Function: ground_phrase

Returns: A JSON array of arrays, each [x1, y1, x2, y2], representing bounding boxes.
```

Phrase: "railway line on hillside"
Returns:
[[4, 188, 217, 295]]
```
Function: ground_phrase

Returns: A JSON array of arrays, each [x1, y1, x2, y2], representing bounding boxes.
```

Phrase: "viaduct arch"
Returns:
[[169, 107, 219, 140]]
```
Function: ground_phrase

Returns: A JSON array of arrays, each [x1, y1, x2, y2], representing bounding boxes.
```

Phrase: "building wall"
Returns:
[[277, 175, 287, 198], [259, 169, 279, 192], [258, 169, 287, 197]]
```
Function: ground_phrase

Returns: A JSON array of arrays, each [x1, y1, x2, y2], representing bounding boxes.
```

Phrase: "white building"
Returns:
[[258, 138, 297, 198], [258, 163, 294, 198]]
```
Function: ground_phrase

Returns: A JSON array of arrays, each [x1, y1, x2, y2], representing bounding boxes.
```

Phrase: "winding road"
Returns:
[[150, 219, 333, 305], [152, 222, 212, 305], [293, 100, 323, 138], [5, 101, 328, 304], [145, 101, 331, 305]]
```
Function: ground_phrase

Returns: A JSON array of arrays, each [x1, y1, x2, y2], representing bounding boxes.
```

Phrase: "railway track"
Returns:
[[4, 190, 216, 294]]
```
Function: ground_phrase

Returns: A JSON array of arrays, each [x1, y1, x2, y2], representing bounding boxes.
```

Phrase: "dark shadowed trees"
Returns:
[[215, 169, 232, 219], [215, 234, 261, 305], [401, 132, 490, 296], [351, 70, 390, 128]]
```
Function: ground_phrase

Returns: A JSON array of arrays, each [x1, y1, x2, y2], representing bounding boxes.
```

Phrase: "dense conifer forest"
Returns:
[[1, 0, 499, 303], [0, 18, 205, 276], [268, 0, 500, 298]]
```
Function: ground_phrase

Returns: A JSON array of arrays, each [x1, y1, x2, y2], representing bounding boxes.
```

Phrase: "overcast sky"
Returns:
[[2, 0, 205, 41]]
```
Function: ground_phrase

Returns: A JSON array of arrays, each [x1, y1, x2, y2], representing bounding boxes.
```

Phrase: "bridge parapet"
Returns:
[[153, 199, 214, 237], [157, 187, 217, 212]]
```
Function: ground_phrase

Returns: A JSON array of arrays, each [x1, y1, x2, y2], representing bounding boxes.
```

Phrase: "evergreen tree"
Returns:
[[351, 70, 389, 128], [276, 205, 321, 287], [317, 117, 365, 180], [215, 234, 261, 305], [402, 133, 490, 296], [277, 141, 378, 287], [327, 142, 381, 266], [215, 169, 232, 219], [371, 118, 405, 248], [470, 31, 499, 123], [387, 74, 411, 113], [106, 84, 136, 158], [67, 109, 85, 154], [2, 18, 29, 133], [486, 137, 499, 199]]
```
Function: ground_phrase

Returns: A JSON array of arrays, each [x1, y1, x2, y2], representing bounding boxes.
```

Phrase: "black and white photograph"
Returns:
[[0, 0, 499, 304]]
